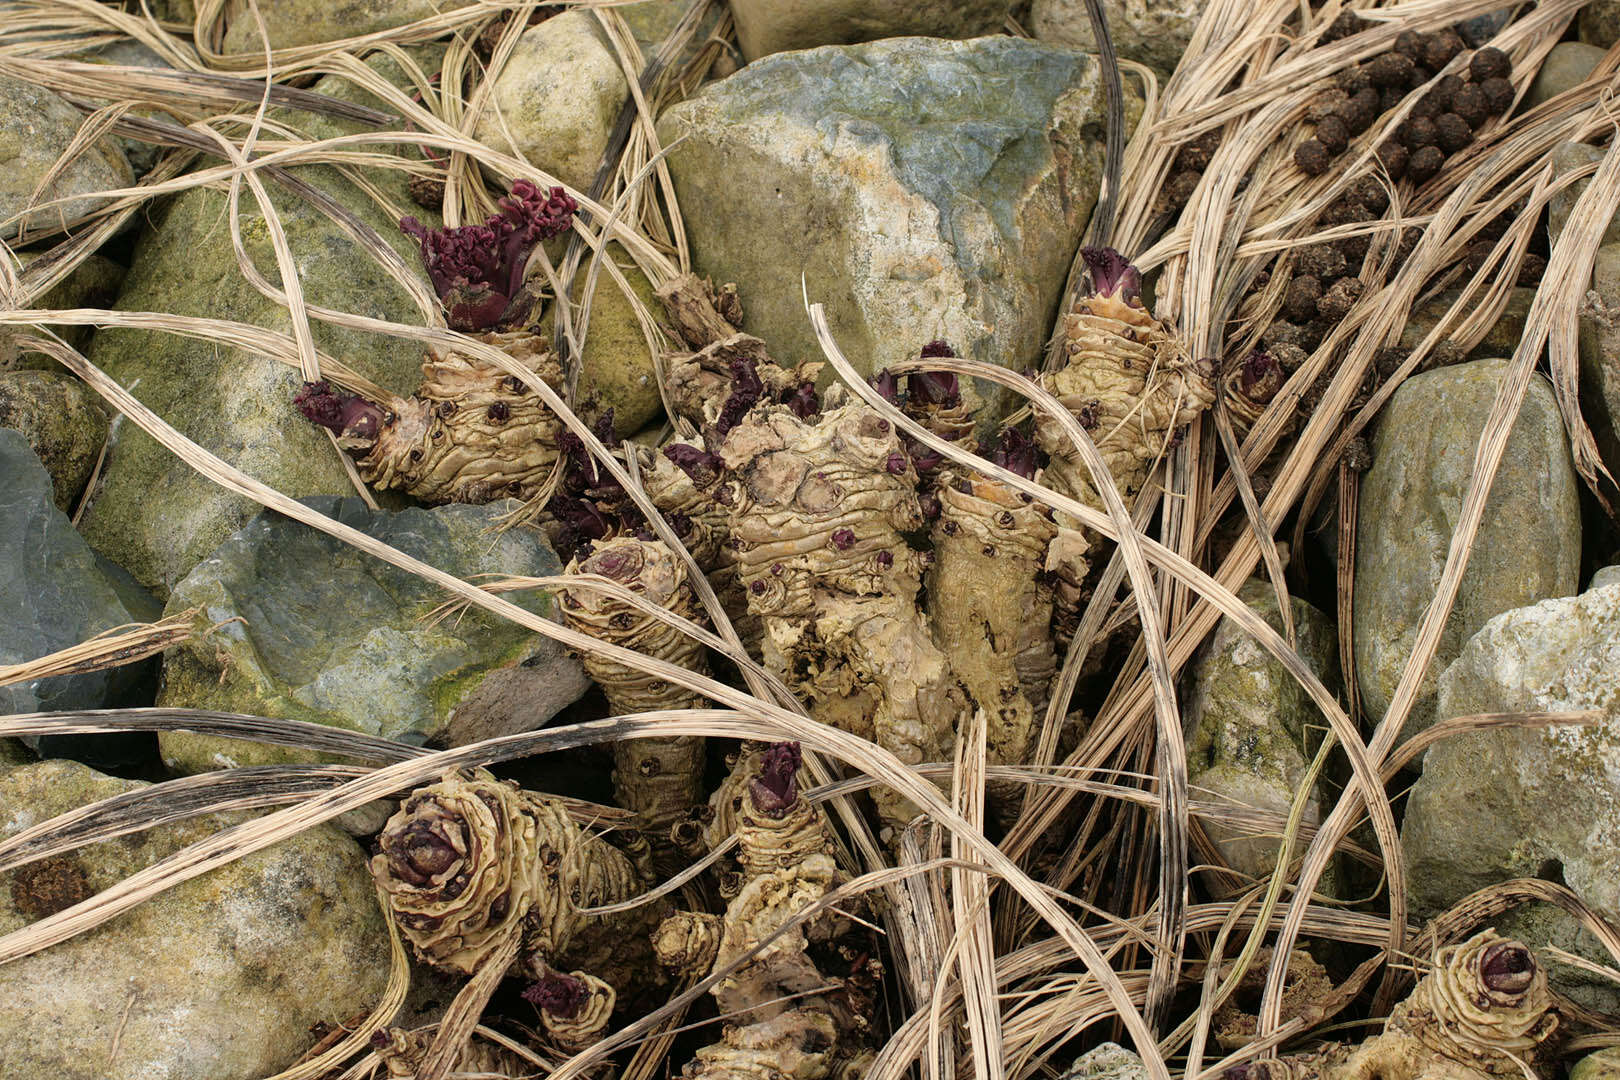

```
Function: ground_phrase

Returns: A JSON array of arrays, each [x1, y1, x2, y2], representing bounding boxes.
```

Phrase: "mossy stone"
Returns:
[[0, 253, 125, 373], [1032, 0, 1203, 76], [0, 370, 109, 511], [0, 759, 389, 1080], [0, 73, 131, 240], [1579, 1, 1620, 49], [220, 0, 474, 54], [157, 496, 587, 773], [1398, 287, 1534, 362], [1528, 43, 1607, 109], [729, 0, 1009, 61], [1353, 359, 1580, 742], [1571, 1049, 1620, 1080]]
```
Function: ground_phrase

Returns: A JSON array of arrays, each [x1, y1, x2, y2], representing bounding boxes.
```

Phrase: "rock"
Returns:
[[472, 12, 628, 194], [539, 245, 667, 436], [1571, 1049, 1620, 1080], [729, 0, 1009, 62], [1580, 1, 1620, 49], [221, 0, 473, 54], [0, 758, 390, 1080], [1528, 43, 1606, 109], [1578, 243, 1620, 477], [1031, 0, 1202, 77], [1397, 287, 1533, 363], [1, 254, 125, 372], [1183, 579, 1341, 883], [1548, 142, 1620, 249], [1354, 358, 1581, 742], [1591, 564, 1620, 591], [1059, 1043, 1147, 1080], [658, 37, 1132, 419], [1404, 580, 1620, 1012], [0, 371, 109, 512], [0, 739, 29, 769], [157, 495, 588, 773], [0, 73, 131, 240], [76, 59, 437, 595], [618, 0, 729, 71], [74, 37, 175, 175], [0, 429, 140, 725]]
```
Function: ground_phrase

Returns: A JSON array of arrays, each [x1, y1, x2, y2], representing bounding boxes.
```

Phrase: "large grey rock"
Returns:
[[1031, 0, 1203, 77], [729, 0, 1009, 62], [1580, 1, 1620, 49], [221, 0, 473, 53], [1549, 142, 1620, 249], [0, 759, 389, 1080], [1398, 287, 1533, 363], [1578, 243, 1620, 477], [0, 73, 131, 239], [657, 37, 1132, 415], [1528, 43, 1606, 109], [76, 59, 437, 595], [1184, 580, 1340, 883], [1354, 359, 1581, 741], [157, 496, 587, 773], [0, 371, 109, 512], [1404, 581, 1620, 1011], [472, 12, 628, 193], [0, 430, 138, 721], [1060, 1043, 1147, 1080]]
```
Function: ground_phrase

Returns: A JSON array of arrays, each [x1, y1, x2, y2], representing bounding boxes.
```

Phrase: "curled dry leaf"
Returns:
[[369, 770, 652, 989], [560, 537, 709, 842]]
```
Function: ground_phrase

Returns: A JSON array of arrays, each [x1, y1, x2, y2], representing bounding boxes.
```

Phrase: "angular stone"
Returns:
[[1404, 581, 1620, 1011], [221, 0, 473, 54], [1354, 359, 1581, 742], [0, 429, 138, 722], [1528, 42, 1606, 109], [0, 739, 28, 769], [657, 37, 1132, 420], [0, 759, 390, 1080], [1398, 287, 1533, 363], [76, 61, 438, 595], [472, 12, 628, 194], [0, 370, 109, 512], [1060, 1043, 1148, 1080], [1184, 579, 1340, 883], [1580, 1, 1620, 49], [0, 73, 131, 240], [1591, 564, 1620, 591], [729, 0, 1009, 62], [1031, 0, 1203, 77], [157, 496, 587, 773]]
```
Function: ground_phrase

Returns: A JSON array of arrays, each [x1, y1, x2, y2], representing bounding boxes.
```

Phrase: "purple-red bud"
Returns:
[[294, 381, 385, 441], [988, 428, 1040, 479], [885, 452, 908, 475], [919, 340, 957, 359], [830, 527, 855, 550], [1081, 246, 1143, 306], [523, 972, 588, 1017], [749, 741, 802, 816]]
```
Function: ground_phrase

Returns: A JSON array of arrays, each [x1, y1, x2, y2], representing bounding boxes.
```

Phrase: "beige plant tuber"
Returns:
[[559, 537, 709, 844]]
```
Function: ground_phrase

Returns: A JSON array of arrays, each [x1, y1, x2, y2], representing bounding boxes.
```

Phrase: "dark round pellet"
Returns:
[[1395, 30, 1425, 60], [1166, 170, 1201, 209], [1341, 87, 1381, 134], [1347, 176, 1389, 214], [1295, 139, 1332, 175], [1435, 112, 1473, 152], [1380, 86, 1406, 113], [1338, 230, 1371, 264], [1307, 89, 1350, 124], [1452, 82, 1489, 127], [1336, 65, 1372, 94], [1470, 46, 1511, 83], [1426, 73, 1464, 114], [1316, 114, 1350, 153], [1422, 30, 1465, 71], [1378, 141, 1409, 180], [1316, 277, 1365, 322], [1402, 115, 1438, 150], [1408, 145, 1445, 183], [1322, 11, 1366, 42], [1368, 52, 1415, 88], [1296, 243, 1347, 281], [1285, 275, 1323, 323], [1480, 76, 1514, 115]]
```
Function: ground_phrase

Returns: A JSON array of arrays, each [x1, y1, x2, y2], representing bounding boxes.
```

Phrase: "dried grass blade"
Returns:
[[0, 610, 193, 687]]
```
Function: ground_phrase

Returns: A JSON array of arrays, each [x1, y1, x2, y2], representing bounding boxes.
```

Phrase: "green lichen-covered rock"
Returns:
[[1580, 1, 1620, 49], [0, 371, 109, 512], [220, 0, 473, 53], [1404, 581, 1620, 1012], [1032, 0, 1203, 77], [0, 74, 131, 240], [0, 430, 138, 724], [1528, 43, 1607, 109], [1183, 579, 1340, 883], [1398, 287, 1534, 363], [657, 37, 1134, 420], [540, 245, 666, 436], [729, 0, 1009, 62], [157, 496, 587, 773], [472, 12, 627, 194], [0, 759, 390, 1080], [1354, 359, 1580, 742], [1571, 1049, 1620, 1080], [76, 60, 438, 595], [1, 254, 125, 372], [0, 739, 29, 769], [1578, 243, 1620, 477]]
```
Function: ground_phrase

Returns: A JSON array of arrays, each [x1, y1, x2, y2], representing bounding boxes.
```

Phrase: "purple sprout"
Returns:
[[919, 340, 957, 360], [1081, 246, 1143, 305], [987, 428, 1040, 480], [400, 180, 577, 332], [716, 356, 764, 437], [830, 527, 856, 550], [523, 972, 588, 1018], [294, 381, 386, 441], [663, 443, 725, 488], [1238, 349, 1280, 401], [869, 368, 902, 405], [1481, 942, 1536, 995], [884, 452, 909, 475], [786, 382, 820, 419], [748, 741, 802, 816], [907, 369, 960, 409]]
